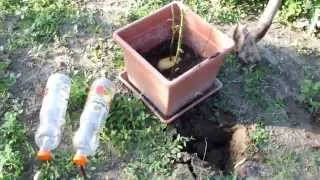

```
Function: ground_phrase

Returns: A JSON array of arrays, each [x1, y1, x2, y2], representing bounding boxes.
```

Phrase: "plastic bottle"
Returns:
[[72, 77, 115, 167], [35, 73, 71, 161]]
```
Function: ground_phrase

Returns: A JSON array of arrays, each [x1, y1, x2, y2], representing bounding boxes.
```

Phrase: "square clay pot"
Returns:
[[113, 1, 234, 117]]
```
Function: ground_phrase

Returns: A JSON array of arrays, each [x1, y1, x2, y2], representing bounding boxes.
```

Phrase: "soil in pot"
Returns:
[[141, 40, 202, 80]]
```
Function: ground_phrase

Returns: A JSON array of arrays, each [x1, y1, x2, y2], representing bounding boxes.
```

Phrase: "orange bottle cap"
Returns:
[[37, 150, 53, 161], [73, 154, 88, 167]]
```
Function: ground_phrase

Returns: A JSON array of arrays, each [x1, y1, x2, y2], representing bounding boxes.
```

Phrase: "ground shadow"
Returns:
[[167, 44, 320, 178]]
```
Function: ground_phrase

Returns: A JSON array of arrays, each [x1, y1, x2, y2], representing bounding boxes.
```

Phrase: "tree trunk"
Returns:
[[233, 0, 282, 64]]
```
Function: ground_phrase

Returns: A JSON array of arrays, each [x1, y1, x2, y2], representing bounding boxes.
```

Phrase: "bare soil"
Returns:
[[312, 110, 320, 125], [175, 109, 235, 172], [174, 106, 250, 178]]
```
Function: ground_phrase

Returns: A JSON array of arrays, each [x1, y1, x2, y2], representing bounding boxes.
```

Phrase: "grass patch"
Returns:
[[68, 73, 89, 111], [243, 65, 268, 107], [221, 54, 241, 76], [279, 0, 320, 23], [86, 38, 125, 71], [88, 40, 106, 64], [0, 109, 33, 179], [215, 58, 269, 109], [266, 150, 300, 179], [261, 99, 289, 122], [266, 148, 320, 179], [102, 95, 188, 178], [34, 150, 79, 179], [249, 122, 269, 150], [111, 46, 125, 69], [127, 0, 320, 25], [0, 60, 16, 93], [218, 0, 320, 24], [308, 150, 320, 176], [127, 0, 171, 22], [214, 174, 238, 180], [87, 39, 125, 71], [3, 0, 78, 50], [127, 0, 263, 24], [0, 0, 100, 52], [299, 79, 320, 112], [0, 60, 33, 179]]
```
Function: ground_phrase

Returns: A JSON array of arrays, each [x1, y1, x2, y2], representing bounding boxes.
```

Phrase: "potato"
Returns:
[[157, 56, 176, 71]]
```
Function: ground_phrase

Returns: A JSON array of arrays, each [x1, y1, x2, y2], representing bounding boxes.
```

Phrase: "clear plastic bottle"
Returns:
[[35, 73, 71, 161], [73, 77, 115, 166]]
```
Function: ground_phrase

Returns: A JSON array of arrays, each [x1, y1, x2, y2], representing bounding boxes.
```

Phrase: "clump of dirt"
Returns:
[[174, 107, 250, 177], [141, 40, 202, 80]]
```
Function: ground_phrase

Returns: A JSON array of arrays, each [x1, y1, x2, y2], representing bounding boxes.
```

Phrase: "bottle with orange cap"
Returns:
[[72, 77, 115, 167], [35, 73, 71, 161]]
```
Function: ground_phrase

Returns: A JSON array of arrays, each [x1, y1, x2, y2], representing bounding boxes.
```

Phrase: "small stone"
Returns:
[[191, 154, 219, 177], [294, 18, 309, 30], [316, 20, 320, 29], [170, 163, 194, 180], [180, 152, 191, 163], [236, 160, 272, 178]]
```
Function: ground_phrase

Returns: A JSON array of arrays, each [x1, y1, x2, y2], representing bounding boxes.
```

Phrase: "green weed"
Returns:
[[267, 150, 300, 179], [111, 46, 125, 69], [308, 150, 320, 176], [299, 79, 320, 112], [214, 174, 238, 180], [219, 54, 240, 79], [35, 150, 80, 180], [243, 65, 268, 106], [102, 95, 158, 153], [265, 148, 320, 179], [250, 122, 269, 149], [261, 99, 289, 122], [279, 0, 320, 23], [127, 0, 171, 22], [125, 133, 188, 178], [3, 0, 77, 49], [0, 60, 10, 72], [87, 38, 125, 70], [126, 0, 320, 34], [0, 60, 18, 115], [0, 60, 16, 93], [0, 101, 33, 179], [69, 73, 89, 111], [221, 0, 320, 24], [0, 0, 102, 52], [88, 40, 105, 64], [0, 0, 21, 16], [0, 59, 33, 179], [102, 95, 188, 178], [127, 0, 257, 24]]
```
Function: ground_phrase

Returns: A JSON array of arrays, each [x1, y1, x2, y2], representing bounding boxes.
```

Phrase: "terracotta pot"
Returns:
[[113, 1, 234, 118]]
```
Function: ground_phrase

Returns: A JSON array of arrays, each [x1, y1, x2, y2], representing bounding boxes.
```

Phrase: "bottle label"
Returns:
[[88, 85, 113, 107]]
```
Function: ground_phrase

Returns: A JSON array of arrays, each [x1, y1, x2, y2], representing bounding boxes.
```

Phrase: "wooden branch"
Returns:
[[232, 0, 283, 64], [253, 0, 282, 42]]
